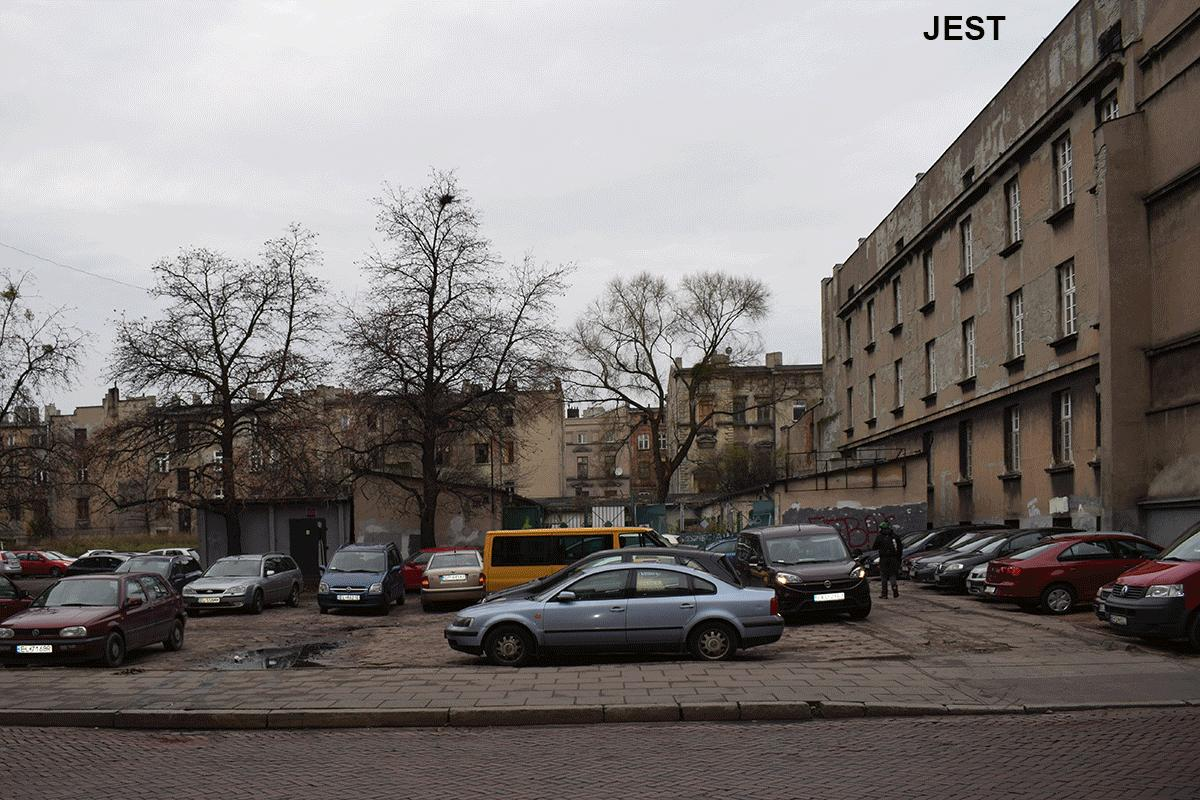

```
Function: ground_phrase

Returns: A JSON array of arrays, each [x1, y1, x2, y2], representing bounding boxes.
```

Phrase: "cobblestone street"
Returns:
[[5, 707, 1199, 799]]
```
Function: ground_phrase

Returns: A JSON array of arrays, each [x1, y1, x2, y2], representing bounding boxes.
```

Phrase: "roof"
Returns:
[[743, 524, 839, 538], [338, 542, 393, 550]]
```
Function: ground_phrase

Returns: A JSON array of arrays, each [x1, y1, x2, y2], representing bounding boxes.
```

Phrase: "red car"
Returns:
[[984, 532, 1161, 614], [0, 575, 33, 622], [403, 547, 475, 592], [15, 550, 74, 578], [1098, 525, 1200, 649], [0, 574, 185, 667]]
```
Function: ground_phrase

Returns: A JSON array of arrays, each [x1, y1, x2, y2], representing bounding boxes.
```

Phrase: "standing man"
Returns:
[[875, 521, 903, 599]]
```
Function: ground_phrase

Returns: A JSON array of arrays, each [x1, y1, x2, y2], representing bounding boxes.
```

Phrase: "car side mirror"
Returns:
[[555, 591, 577, 603], [124, 598, 143, 610]]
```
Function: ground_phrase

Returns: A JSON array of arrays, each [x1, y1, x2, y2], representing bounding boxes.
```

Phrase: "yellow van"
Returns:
[[483, 527, 667, 592]]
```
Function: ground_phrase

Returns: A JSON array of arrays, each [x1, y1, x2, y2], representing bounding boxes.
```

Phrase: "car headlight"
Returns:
[[60, 626, 87, 638], [226, 584, 250, 594], [318, 581, 329, 593], [0, 628, 12, 639], [452, 617, 474, 628], [1097, 585, 1112, 599], [775, 572, 802, 586], [367, 582, 384, 595], [969, 566, 986, 578], [1146, 584, 1184, 598], [850, 566, 866, 579], [945, 563, 965, 571]]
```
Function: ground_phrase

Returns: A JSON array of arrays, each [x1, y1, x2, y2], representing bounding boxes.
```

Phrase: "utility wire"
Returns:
[[0, 240, 149, 292]]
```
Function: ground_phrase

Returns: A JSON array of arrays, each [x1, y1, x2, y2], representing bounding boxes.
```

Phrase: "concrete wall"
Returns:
[[198, 499, 352, 566], [352, 476, 501, 558]]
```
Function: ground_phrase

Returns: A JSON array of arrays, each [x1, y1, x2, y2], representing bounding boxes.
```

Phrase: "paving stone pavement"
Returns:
[[4, 707, 1200, 799]]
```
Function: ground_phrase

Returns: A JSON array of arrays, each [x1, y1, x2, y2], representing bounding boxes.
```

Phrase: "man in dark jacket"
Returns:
[[875, 522, 903, 599]]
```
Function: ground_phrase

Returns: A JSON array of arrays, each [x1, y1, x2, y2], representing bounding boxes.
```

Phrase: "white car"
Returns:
[[0, 551, 20, 574], [79, 549, 115, 559], [147, 547, 202, 563]]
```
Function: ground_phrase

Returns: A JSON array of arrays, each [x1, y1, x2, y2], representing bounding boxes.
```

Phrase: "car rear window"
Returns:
[[1008, 543, 1058, 561], [428, 553, 481, 569]]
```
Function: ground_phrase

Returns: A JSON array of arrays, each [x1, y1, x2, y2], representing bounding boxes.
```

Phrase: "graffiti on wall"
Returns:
[[782, 502, 927, 550]]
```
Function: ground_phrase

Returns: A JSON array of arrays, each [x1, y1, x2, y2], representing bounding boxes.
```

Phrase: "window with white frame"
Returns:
[[1004, 405, 1021, 472], [923, 249, 935, 303], [249, 448, 263, 472], [1098, 92, 1119, 122], [154, 453, 170, 474], [962, 318, 976, 379], [867, 374, 877, 419], [1009, 290, 1025, 358], [213, 449, 224, 465], [636, 433, 650, 451], [894, 359, 904, 407], [1005, 178, 1021, 244], [1058, 261, 1077, 336], [1053, 390, 1073, 464], [925, 340, 937, 395], [1054, 134, 1074, 207], [960, 217, 974, 276], [576, 432, 589, 445], [866, 297, 876, 342]]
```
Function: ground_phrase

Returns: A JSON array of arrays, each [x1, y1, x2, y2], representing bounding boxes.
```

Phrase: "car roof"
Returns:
[[568, 560, 725, 581], [1049, 531, 1149, 541], [741, 525, 840, 539], [338, 543, 391, 551]]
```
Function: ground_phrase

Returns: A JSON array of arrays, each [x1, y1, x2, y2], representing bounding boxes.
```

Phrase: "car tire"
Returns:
[[848, 605, 871, 620], [1187, 610, 1200, 652], [484, 624, 534, 668], [162, 619, 185, 651], [1040, 583, 1076, 615], [286, 585, 300, 608], [248, 590, 264, 615], [688, 620, 738, 662], [102, 632, 126, 667], [396, 590, 405, 606], [377, 597, 391, 616], [421, 600, 434, 613], [186, 609, 200, 618]]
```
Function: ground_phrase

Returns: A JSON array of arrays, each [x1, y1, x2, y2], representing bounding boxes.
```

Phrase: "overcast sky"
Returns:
[[0, 0, 1074, 410]]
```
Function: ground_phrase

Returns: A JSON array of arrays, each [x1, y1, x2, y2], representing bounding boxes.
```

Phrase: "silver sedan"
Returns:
[[444, 562, 782, 667]]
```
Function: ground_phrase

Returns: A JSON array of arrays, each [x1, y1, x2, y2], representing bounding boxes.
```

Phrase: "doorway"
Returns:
[[289, 518, 327, 584]]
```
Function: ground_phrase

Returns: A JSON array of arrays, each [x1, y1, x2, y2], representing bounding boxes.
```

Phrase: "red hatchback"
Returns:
[[15, 550, 74, 578], [403, 548, 476, 592], [0, 574, 185, 667], [985, 533, 1161, 614]]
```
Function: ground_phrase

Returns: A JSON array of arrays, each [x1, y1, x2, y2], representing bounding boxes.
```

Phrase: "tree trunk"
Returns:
[[420, 431, 439, 549], [221, 406, 241, 555], [224, 507, 243, 556]]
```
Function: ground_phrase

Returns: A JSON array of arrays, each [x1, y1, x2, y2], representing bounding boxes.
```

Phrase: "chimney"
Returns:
[[105, 386, 120, 418], [857, 238, 866, 246], [673, 356, 683, 369], [765, 352, 783, 368], [190, 393, 202, 405]]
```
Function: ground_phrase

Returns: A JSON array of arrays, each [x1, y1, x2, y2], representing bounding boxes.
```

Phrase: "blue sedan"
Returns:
[[444, 562, 783, 667]]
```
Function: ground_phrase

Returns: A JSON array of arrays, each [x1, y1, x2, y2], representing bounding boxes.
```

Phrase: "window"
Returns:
[[755, 404, 772, 424], [124, 578, 148, 605], [502, 409, 515, 427], [632, 569, 691, 598], [692, 577, 718, 595], [339, 414, 351, 431], [502, 442, 515, 465], [732, 396, 747, 425], [960, 217, 973, 276], [176, 467, 190, 492], [74, 428, 87, 445], [604, 430, 615, 443], [140, 576, 169, 601], [4, 434, 13, 447], [636, 433, 650, 451], [792, 402, 806, 421], [1098, 92, 1119, 123], [923, 250, 935, 303], [474, 443, 490, 464], [894, 359, 904, 407], [35, 468, 49, 484], [867, 375, 876, 419], [1008, 290, 1025, 358], [576, 455, 589, 479], [213, 485, 225, 500], [1004, 405, 1021, 472], [576, 432, 589, 445], [891, 277, 902, 325], [657, 431, 667, 451], [249, 448, 263, 472], [567, 570, 629, 601], [492, 534, 610, 567], [962, 318, 976, 378], [77, 467, 89, 483], [1054, 134, 1074, 207], [1005, 178, 1021, 244], [958, 420, 973, 479], [75, 496, 90, 521], [925, 340, 937, 395], [177, 507, 191, 533], [844, 318, 853, 353], [866, 298, 876, 342], [154, 453, 169, 474], [845, 387, 854, 426], [638, 462, 650, 480], [1059, 541, 1112, 561], [212, 449, 223, 465], [1053, 390, 1073, 465], [1058, 261, 1077, 336]]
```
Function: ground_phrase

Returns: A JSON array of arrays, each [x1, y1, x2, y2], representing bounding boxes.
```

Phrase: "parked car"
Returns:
[[402, 547, 466, 592], [318, 543, 405, 614], [182, 554, 302, 614], [146, 547, 202, 563], [14, 550, 74, 578], [78, 549, 115, 559], [0, 551, 21, 575], [484, 547, 741, 604], [0, 574, 185, 667], [860, 531, 928, 576], [931, 529, 1055, 591], [985, 533, 1162, 614], [483, 527, 669, 592], [0, 575, 33, 621], [116, 555, 204, 594], [421, 550, 486, 611], [734, 525, 871, 620], [705, 537, 738, 556], [862, 525, 1007, 576], [66, 553, 138, 577], [966, 563, 989, 596], [445, 562, 783, 666], [1096, 525, 1200, 648], [901, 530, 1005, 579]]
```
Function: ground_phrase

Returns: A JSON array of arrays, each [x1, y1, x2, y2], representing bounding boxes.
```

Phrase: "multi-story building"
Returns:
[[818, 0, 1200, 542], [562, 405, 631, 500]]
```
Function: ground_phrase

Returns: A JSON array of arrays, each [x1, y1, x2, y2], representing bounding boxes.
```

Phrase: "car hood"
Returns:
[[769, 561, 856, 581], [189, 576, 262, 591], [1115, 560, 1198, 585], [4, 606, 115, 628], [919, 551, 978, 567], [941, 552, 993, 569], [458, 596, 540, 618], [320, 571, 384, 588]]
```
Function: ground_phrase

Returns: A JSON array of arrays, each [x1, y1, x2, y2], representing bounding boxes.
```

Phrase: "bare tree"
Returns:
[[340, 171, 569, 548], [106, 225, 326, 554], [569, 271, 770, 502]]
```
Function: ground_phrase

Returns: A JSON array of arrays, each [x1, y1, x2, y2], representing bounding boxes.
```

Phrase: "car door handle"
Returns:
[[679, 602, 694, 609], [609, 606, 624, 612]]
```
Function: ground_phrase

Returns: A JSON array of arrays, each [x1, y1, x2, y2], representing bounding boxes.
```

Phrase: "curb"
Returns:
[[1, 699, 1194, 730]]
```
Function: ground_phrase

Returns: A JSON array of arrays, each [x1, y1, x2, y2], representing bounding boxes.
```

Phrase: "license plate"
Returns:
[[814, 592, 845, 602], [984, 585, 996, 595], [16, 644, 52, 654], [1110, 614, 1127, 626], [336, 594, 360, 601], [199, 597, 221, 604], [1097, 602, 1106, 613], [441, 574, 467, 582]]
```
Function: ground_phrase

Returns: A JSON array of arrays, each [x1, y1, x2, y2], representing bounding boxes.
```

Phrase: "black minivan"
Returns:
[[735, 525, 871, 621]]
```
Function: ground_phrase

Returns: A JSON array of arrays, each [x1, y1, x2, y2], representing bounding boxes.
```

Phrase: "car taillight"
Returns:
[[770, 595, 779, 616], [1008, 566, 1021, 577], [420, 577, 430, 588], [478, 573, 486, 585]]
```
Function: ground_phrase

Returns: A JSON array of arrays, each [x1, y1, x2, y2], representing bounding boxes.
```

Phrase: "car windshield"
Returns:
[[946, 533, 984, 549], [958, 536, 1002, 554], [977, 537, 1010, 555], [327, 551, 386, 573], [428, 553, 481, 569], [900, 533, 925, 546], [407, 552, 433, 566], [205, 559, 262, 578], [765, 534, 851, 565], [1160, 529, 1200, 562], [46, 551, 71, 561], [115, 558, 170, 576], [1008, 543, 1059, 561], [32, 579, 119, 608]]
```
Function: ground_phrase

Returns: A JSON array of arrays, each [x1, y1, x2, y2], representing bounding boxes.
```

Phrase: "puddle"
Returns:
[[213, 642, 341, 670]]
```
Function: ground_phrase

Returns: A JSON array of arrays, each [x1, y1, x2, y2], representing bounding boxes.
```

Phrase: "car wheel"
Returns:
[[396, 590, 405, 606], [186, 609, 200, 618], [102, 632, 126, 667], [162, 620, 185, 651], [848, 605, 871, 620], [248, 590, 264, 615], [484, 625, 534, 667], [1040, 584, 1076, 615], [286, 585, 300, 608], [1187, 611, 1200, 652], [688, 621, 738, 662], [49, 568, 61, 578], [377, 596, 391, 616]]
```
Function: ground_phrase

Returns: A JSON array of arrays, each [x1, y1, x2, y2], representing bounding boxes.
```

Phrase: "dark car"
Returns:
[[483, 546, 741, 604], [909, 533, 1010, 584], [0, 574, 186, 667], [860, 531, 927, 576], [879, 525, 1003, 577], [705, 537, 738, 556], [115, 555, 204, 594], [902, 530, 1005, 579], [734, 525, 871, 621], [65, 553, 138, 577], [318, 542, 405, 614], [0, 575, 33, 622], [932, 529, 1057, 591]]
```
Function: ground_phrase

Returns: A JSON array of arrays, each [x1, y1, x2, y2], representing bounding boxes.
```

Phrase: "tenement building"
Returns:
[[818, 0, 1200, 542]]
